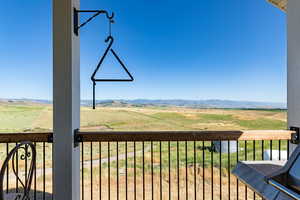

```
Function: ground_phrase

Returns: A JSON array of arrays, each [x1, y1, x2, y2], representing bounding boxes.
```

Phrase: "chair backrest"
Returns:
[[0, 142, 36, 200]]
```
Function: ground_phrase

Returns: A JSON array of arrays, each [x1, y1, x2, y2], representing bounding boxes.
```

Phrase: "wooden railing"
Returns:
[[77, 130, 294, 141], [0, 132, 52, 143], [0, 130, 295, 200], [0, 130, 294, 143]]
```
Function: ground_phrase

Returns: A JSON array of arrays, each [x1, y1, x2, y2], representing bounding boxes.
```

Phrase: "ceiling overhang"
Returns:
[[267, 0, 287, 12]]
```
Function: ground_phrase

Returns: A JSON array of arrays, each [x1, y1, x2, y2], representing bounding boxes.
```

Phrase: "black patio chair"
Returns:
[[0, 142, 36, 200]]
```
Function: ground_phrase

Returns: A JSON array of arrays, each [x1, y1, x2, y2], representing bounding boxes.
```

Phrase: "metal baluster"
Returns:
[[177, 141, 180, 200], [125, 141, 128, 200], [262, 141, 264, 160], [134, 142, 136, 200], [160, 141, 162, 200], [220, 141, 222, 200], [99, 142, 101, 200], [279, 140, 281, 160], [270, 140, 273, 160], [151, 141, 154, 200], [245, 141, 247, 200], [228, 141, 230, 200], [91, 142, 93, 200], [194, 141, 196, 200], [108, 142, 110, 200], [253, 140, 256, 200], [34, 142, 36, 200], [82, 142, 84, 200], [186, 141, 188, 200], [117, 142, 119, 200], [169, 141, 171, 200], [143, 141, 145, 200], [43, 142, 45, 200], [211, 141, 213, 200], [202, 141, 205, 200], [236, 141, 239, 200], [51, 143, 53, 200]]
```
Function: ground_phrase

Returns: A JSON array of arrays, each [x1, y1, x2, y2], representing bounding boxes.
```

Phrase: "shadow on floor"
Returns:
[[3, 189, 52, 200]]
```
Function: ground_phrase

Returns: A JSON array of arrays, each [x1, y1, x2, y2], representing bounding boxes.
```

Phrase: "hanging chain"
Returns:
[[109, 20, 112, 37], [108, 18, 114, 37]]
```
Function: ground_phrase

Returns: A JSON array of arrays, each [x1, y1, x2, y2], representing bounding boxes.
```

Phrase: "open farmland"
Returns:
[[0, 102, 288, 200], [0, 101, 287, 133]]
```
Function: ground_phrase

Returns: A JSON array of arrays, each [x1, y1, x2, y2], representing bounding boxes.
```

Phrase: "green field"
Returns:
[[0, 102, 287, 199], [0, 102, 288, 171], [0, 101, 287, 133]]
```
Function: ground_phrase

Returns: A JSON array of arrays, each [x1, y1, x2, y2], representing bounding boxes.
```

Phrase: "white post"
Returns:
[[53, 0, 80, 199], [287, 0, 300, 153]]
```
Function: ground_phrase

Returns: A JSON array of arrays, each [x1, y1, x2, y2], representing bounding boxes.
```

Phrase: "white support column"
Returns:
[[53, 0, 80, 199], [287, 0, 300, 153]]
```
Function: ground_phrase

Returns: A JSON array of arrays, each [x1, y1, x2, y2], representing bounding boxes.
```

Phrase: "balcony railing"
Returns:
[[0, 130, 294, 200]]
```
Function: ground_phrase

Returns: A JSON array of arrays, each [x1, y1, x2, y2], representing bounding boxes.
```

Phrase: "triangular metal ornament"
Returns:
[[91, 36, 134, 109]]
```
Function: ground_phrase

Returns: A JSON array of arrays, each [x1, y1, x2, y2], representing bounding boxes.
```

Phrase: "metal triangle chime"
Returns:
[[74, 8, 134, 109]]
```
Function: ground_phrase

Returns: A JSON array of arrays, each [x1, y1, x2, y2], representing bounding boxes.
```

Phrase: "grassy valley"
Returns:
[[0, 101, 287, 133], [0, 101, 287, 199]]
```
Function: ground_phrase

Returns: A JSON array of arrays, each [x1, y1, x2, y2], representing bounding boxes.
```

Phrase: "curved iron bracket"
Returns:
[[74, 8, 114, 36]]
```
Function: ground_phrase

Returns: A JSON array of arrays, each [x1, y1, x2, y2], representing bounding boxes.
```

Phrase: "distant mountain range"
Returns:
[[0, 98, 286, 109]]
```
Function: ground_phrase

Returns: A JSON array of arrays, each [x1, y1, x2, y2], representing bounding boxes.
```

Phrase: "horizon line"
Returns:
[[0, 97, 287, 104]]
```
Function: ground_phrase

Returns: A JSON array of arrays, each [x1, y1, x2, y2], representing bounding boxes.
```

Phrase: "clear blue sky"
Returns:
[[0, 0, 286, 102]]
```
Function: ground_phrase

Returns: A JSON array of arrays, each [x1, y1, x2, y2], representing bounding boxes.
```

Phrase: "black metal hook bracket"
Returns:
[[47, 133, 53, 143], [73, 7, 134, 109], [74, 129, 82, 147], [73, 8, 114, 36], [290, 126, 300, 144]]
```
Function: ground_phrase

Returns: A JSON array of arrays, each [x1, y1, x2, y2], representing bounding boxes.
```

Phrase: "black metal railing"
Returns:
[[0, 130, 294, 200], [78, 130, 293, 200]]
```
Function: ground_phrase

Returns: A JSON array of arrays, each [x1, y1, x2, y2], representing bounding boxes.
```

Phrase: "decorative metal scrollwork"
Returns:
[[0, 142, 36, 200]]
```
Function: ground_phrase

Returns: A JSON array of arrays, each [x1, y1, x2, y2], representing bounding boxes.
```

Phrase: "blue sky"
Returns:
[[0, 0, 286, 102]]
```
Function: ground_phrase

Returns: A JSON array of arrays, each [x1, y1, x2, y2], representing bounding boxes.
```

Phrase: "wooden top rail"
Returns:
[[77, 130, 295, 142], [0, 130, 295, 143], [0, 132, 52, 143]]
